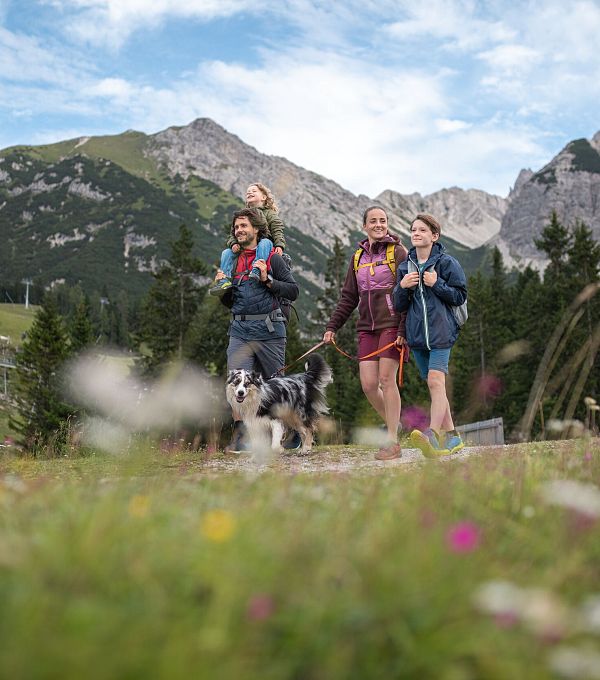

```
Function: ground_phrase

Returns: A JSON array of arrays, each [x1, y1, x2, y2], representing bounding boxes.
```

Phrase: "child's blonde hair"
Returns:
[[248, 182, 278, 212]]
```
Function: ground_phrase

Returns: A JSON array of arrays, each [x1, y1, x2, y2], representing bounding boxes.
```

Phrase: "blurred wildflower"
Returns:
[[476, 372, 503, 400], [446, 521, 480, 553], [474, 581, 572, 641], [497, 340, 530, 365], [353, 427, 388, 447], [581, 596, 600, 634], [401, 405, 428, 431], [584, 451, 593, 462], [549, 645, 600, 679], [547, 419, 586, 438], [128, 494, 151, 518], [247, 594, 275, 622], [522, 505, 536, 518], [473, 580, 522, 623], [540, 480, 600, 519], [200, 509, 236, 543]]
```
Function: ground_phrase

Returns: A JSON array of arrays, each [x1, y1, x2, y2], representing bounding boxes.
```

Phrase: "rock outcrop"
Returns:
[[499, 132, 600, 261]]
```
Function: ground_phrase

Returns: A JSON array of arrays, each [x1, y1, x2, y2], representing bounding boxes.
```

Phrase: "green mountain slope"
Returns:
[[1, 127, 487, 321]]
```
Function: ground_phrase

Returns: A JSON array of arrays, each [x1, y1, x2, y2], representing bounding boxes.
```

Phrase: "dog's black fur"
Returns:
[[225, 353, 332, 454]]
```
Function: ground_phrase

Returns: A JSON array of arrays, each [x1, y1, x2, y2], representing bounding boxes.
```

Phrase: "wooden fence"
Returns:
[[457, 417, 504, 446]]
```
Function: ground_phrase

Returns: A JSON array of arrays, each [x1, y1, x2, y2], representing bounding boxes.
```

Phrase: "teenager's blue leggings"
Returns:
[[219, 239, 274, 277]]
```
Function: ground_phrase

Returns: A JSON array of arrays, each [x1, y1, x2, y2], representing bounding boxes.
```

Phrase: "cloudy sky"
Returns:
[[1, 0, 599, 198]]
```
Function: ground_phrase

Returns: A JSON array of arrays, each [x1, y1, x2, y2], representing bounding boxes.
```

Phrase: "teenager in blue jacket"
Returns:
[[393, 213, 467, 457]]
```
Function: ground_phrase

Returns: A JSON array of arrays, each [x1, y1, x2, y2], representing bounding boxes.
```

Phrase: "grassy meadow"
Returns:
[[1, 440, 600, 679], [0, 302, 37, 345]]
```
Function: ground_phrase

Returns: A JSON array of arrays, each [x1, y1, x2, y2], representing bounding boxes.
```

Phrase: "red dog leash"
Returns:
[[331, 338, 406, 388]]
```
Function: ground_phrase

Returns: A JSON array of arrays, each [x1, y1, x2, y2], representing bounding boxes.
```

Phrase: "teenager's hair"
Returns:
[[412, 213, 442, 237], [362, 205, 388, 226], [231, 208, 269, 240], [248, 182, 278, 212]]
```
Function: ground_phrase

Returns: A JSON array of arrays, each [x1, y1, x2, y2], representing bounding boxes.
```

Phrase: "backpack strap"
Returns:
[[353, 247, 363, 273], [354, 243, 397, 276]]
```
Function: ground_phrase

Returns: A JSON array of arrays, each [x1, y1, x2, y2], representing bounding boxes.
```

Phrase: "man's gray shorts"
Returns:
[[227, 337, 286, 379]]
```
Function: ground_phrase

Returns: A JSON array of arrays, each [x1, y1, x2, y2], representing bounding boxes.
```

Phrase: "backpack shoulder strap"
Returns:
[[386, 243, 396, 276]]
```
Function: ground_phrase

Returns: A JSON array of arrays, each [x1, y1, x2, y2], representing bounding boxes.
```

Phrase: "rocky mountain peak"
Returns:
[[498, 131, 600, 262], [147, 117, 508, 249]]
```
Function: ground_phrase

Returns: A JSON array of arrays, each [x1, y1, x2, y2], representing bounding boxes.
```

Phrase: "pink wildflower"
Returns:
[[247, 594, 275, 622], [476, 373, 503, 400], [446, 521, 481, 553], [401, 405, 428, 431]]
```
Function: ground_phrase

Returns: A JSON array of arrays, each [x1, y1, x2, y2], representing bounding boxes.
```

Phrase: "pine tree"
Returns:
[[561, 221, 600, 422], [70, 297, 94, 353], [185, 296, 231, 376], [139, 224, 207, 374], [534, 210, 572, 312], [10, 297, 75, 451]]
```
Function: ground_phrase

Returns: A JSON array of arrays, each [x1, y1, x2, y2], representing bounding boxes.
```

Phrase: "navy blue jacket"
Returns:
[[392, 242, 467, 350], [224, 249, 299, 341]]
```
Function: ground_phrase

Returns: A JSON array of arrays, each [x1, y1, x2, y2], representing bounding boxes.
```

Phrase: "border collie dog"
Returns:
[[226, 353, 332, 455]]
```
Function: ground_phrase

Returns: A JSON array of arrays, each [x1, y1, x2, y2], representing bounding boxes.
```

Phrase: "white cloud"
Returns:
[[44, 0, 256, 47], [1, 0, 599, 198], [435, 118, 472, 134], [0, 26, 90, 85], [385, 0, 515, 50]]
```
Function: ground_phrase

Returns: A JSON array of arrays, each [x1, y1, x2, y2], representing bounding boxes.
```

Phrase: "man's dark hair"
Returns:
[[230, 208, 268, 240]]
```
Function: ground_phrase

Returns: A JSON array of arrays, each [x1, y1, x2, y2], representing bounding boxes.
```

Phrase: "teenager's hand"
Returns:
[[323, 330, 336, 344], [400, 272, 419, 289], [232, 244, 241, 254], [274, 247, 283, 256], [395, 335, 407, 347], [423, 270, 437, 287], [254, 259, 268, 282]]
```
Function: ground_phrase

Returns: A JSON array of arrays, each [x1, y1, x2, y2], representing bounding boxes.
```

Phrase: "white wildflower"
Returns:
[[581, 596, 600, 635], [549, 645, 600, 679], [540, 480, 600, 518]]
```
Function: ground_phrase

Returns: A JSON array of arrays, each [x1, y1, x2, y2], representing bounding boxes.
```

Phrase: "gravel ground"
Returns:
[[194, 443, 515, 476]]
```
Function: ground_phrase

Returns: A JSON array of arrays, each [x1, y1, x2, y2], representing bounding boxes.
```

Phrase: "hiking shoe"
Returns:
[[409, 428, 450, 458], [208, 277, 232, 297], [282, 430, 302, 451], [444, 433, 465, 455], [375, 442, 402, 461], [224, 421, 249, 454], [248, 268, 260, 281]]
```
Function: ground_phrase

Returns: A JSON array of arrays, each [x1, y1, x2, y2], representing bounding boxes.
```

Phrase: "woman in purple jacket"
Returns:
[[323, 206, 408, 460]]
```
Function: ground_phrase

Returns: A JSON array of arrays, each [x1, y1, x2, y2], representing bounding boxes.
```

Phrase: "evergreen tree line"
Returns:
[[6, 215, 600, 452]]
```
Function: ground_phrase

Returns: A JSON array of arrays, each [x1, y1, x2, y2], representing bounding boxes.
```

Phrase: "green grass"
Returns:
[[0, 439, 599, 678], [0, 303, 37, 345]]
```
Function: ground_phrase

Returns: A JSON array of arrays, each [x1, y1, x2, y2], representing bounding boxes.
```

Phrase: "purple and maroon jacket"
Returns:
[[326, 234, 408, 336]]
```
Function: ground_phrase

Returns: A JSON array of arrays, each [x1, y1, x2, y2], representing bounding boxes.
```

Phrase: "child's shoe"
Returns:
[[248, 267, 261, 280], [409, 428, 450, 458], [208, 277, 232, 297], [444, 432, 465, 455]]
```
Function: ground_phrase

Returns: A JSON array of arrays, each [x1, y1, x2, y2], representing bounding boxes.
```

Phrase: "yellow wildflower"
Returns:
[[128, 494, 151, 518], [200, 509, 236, 543]]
